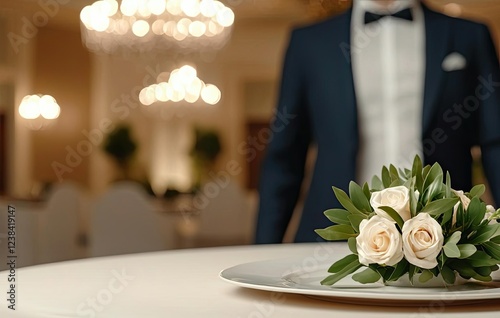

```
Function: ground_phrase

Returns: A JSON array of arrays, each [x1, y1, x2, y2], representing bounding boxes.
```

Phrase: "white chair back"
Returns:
[[90, 182, 166, 257]]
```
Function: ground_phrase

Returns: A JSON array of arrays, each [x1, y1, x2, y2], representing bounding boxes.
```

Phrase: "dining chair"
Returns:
[[89, 181, 167, 257]]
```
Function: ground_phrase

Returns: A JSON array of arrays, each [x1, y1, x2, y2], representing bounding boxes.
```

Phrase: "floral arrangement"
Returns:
[[315, 156, 500, 286]]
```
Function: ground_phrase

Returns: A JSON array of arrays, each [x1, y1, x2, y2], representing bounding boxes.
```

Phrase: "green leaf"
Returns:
[[467, 251, 500, 267], [409, 178, 418, 217], [439, 265, 456, 284], [469, 224, 500, 244], [443, 241, 460, 258], [378, 206, 404, 229], [418, 270, 434, 283], [446, 231, 462, 245], [420, 198, 459, 216], [382, 166, 391, 188], [321, 257, 362, 286], [332, 187, 365, 216], [315, 225, 357, 241], [422, 175, 444, 203], [475, 266, 493, 277], [324, 209, 350, 225], [412, 155, 424, 193], [445, 171, 452, 198], [387, 259, 409, 281], [423, 162, 444, 191], [389, 164, 400, 183], [408, 264, 418, 283], [348, 214, 367, 233], [371, 175, 383, 191], [457, 244, 477, 259], [362, 182, 371, 201], [491, 236, 500, 244], [467, 198, 486, 227], [352, 267, 381, 284], [347, 237, 358, 254], [349, 181, 372, 213], [469, 184, 486, 199], [327, 254, 359, 273], [481, 241, 500, 260]]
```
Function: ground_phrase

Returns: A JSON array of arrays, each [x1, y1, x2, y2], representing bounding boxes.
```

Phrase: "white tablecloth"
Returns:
[[0, 243, 499, 317]]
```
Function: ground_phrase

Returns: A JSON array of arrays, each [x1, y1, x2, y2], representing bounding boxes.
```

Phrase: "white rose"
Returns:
[[452, 190, 471, 226], [370, 186, 411, 222], [485, 205, 498, 225], [356, 215, 404, 266], [402, 213, 444, 269]]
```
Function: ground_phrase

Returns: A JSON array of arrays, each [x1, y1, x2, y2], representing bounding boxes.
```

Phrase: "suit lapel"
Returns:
[[422, 5, 451, 135]]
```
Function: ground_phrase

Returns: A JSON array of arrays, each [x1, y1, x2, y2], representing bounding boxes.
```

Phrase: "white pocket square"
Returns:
[[442, 52, 467, 72]]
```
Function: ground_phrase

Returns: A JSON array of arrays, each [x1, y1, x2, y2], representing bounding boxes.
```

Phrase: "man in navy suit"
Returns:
[[255, 0, 500, 243]]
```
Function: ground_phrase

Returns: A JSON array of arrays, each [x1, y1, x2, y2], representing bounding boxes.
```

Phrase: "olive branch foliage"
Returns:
[[315, 156, 500, 286]]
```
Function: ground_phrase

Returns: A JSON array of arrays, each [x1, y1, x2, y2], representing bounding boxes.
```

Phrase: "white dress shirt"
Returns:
[[351, 0, 425, 185]]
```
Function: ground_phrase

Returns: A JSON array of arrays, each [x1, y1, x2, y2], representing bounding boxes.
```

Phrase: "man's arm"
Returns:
[[476, 24, 500, 206], [254, 30, 312, 243]]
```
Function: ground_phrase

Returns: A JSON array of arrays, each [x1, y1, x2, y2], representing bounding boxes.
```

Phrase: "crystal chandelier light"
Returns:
[[18, 94, 61, 130], [139, 65, 221, 106], [80, 0, 235, 55]]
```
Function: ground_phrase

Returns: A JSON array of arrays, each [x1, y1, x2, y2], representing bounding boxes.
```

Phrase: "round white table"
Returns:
[[1, 243, 499, 317]]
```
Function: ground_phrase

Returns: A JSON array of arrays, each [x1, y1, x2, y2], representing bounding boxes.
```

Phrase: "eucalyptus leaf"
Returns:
[[423, 162, 443, 191], [321, 258, 362, 285], [371, 175, 383, 191], [327, 254, 359, 273], [324, 209, 350, 225], [349, 181, 372, 213], [467, 198, 486, 227], [315, 225, 357, 241], [423, 175, 444, 204], [420, 198, 459, 216], [481, 241, 500, 260], [457, 244, 477, 259], [418, 270, 434, 283], [469, 224, 500, 244], [412, 155, 424, 193], [332, 187, 365, 216], [445, 171, 452, 198], [469, 184, 486, 199], [439, 265, 456, 284], [382, 166, 391, 188], [352, 267, 381, 284], [362, 182, 371, 201], [387, 259, 409, 281], [347, 237, 358, 254], [446, 231, 462, 245], [348, 214, 367, 233], [378, 206, 404, 229], [443, 241, 460, 258]]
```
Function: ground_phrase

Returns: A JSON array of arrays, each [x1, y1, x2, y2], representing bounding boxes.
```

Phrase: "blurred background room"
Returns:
[[0, 0, 499, 269]]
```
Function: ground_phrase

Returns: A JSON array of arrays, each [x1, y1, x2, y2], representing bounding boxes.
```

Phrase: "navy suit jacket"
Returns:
[[255, 4, 500, 243]]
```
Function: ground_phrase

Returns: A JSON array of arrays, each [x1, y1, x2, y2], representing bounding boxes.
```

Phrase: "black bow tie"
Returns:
[[364, 8, 413, 24]]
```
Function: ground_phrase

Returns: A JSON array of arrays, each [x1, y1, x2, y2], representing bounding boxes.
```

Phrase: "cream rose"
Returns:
[[370, 186, 411, 222], [402, 213, 444, 269], [356, 215, 404, 266], [452, 190, 471, 226]]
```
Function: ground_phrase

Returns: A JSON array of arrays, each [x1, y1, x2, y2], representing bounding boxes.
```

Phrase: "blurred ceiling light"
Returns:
[[80, 0, 235, 55], [139, 65, 221, 106], [19, 94, 61, 130]]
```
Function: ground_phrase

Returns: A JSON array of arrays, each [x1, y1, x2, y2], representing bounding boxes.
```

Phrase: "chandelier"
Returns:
[[139, 65, 221, 106], [80, 0, 235, 55], [18, 94, 61, 130]]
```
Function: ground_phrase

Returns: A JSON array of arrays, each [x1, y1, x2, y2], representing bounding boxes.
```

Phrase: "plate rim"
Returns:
[[219, 257, 500, 304]]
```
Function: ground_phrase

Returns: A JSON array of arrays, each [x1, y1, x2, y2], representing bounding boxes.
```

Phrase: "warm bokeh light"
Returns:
[[139, 65, 220, 106], [19, 94, 61, 124], [80, 0, 235, 55]]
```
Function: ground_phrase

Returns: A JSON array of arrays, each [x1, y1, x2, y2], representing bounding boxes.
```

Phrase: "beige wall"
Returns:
[[31, 26, 91, 187]]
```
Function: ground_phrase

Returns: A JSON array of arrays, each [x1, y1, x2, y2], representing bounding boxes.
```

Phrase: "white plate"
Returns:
[[219, 257, 500, 306]]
